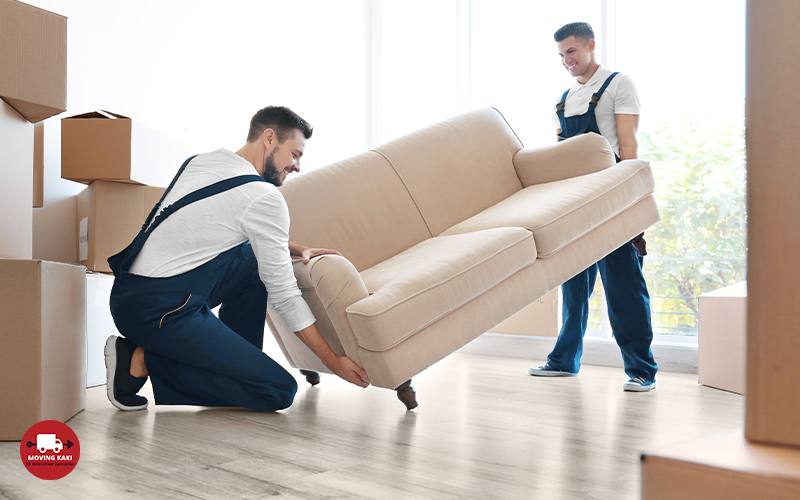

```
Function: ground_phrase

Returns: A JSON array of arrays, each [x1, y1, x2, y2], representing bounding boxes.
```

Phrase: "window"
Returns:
[[470, 0, 602, 148], [470, 0, 747, 342], [617, 0, 747, 340]]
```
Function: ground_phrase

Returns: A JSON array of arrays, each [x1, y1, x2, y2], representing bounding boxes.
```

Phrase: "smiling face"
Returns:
[[557, 35, 596, 83], [261, 128, 306, 187]]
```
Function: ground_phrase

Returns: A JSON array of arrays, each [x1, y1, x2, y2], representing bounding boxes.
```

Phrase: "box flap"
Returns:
[[99, 109, 129, 119], [65, 110, 130, 120], [1, 97, 64, 124]]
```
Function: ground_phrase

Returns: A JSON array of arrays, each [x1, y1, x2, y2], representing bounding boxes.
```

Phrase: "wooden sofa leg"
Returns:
[[299, 370, 321, 386], [395, 379, 418, 410]]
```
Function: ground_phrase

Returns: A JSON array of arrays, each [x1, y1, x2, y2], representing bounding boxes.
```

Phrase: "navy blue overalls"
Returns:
[[108, 156, 298, 411], [549, 73, 658, 381]]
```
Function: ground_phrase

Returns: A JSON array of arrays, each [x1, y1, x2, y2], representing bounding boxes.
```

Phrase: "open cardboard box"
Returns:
[[62, 110, 188, 187]]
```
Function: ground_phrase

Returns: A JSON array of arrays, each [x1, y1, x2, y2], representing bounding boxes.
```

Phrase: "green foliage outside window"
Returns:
[[640, 115, 747, 335], [588, 114, 747, 336]]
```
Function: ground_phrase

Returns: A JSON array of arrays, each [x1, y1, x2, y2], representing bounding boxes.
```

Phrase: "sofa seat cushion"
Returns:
[[440, 160, 655, 258], [347, 227, 536, 352]]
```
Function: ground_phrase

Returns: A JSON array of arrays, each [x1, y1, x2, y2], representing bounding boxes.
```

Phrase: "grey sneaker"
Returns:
[[528, 364, 578, 377], [623, 377, 656, 392], [104, 336, 149, 411]]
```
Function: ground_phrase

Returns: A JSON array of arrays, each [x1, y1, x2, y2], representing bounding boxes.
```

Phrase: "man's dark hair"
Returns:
[[247, 105, 313, 143], [554, 22, 595, 43]]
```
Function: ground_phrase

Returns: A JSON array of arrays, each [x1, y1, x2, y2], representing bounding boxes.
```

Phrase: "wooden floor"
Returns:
[[0, 350, 743, 500]]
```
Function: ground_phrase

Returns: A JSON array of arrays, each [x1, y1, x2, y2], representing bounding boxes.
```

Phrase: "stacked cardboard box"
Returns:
[[2, 0, 66, 241], [61, 110, 186, 273], [0, 260, 86, 440], [58, 112, 186, 392], [0, 0, 85, 441], [76, 181, 166, 273], [62, 110, 187, 187], [0, 0, 67, 123]]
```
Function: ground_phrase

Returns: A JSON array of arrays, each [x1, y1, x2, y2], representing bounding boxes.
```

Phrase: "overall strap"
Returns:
[[142, 155, 198, 232], [588, 72, 620, 109], [145, 174, 266, 235], [555, 88, 571, 140], [555, 88, 571, 115], [108, 172, 265, 276]]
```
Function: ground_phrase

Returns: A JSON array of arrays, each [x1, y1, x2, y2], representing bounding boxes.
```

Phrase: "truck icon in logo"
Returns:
[[34, 434, 62, 453], [25, 433, 75, 454]]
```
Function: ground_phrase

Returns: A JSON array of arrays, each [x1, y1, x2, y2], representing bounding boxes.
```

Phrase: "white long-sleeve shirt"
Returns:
[[129, 148, 316, 332]]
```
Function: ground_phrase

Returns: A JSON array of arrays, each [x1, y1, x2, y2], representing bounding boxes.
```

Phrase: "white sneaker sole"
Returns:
[[104, 336, 148, 411], [528, 367, 578, 377], [623, 381, 657, 392]]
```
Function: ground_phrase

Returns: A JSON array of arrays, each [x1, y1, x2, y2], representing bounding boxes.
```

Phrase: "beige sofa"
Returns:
[[265, 108, 660, 408]]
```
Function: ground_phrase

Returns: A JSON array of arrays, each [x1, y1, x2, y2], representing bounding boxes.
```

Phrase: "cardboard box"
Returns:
[[76, 181, 166, 273], [0, 0, 67, 123], [32, 120, 84, 264], [33, 121, 44, 207], [0, 259, 86, 441], [698, 281, 746, 395], [746, 0, 800, 447], [61, 110, 188, 186], [642, 430, 800, 500], [0, 99, 34, 259], [86, 273, 119, 387], [489, 289, 558, 336]]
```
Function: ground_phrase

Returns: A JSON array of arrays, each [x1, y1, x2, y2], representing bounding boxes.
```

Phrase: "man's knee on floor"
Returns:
[[276, 373, 299, 410], [254, 370, 298, 412]]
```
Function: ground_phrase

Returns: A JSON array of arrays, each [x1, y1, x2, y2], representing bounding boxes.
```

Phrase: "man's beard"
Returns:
[[261, 151, 283, 187]]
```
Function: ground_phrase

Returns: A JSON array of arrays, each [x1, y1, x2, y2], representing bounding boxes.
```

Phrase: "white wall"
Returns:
[[26, 0, 479, 263], [470, 0, 602, 149], [371, 0, 467, 146], [26, 0, 371, 263]]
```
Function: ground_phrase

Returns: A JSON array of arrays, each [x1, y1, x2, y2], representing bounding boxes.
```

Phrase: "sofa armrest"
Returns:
[[512, 133, 618, 187], [294, 254, 369, 364]]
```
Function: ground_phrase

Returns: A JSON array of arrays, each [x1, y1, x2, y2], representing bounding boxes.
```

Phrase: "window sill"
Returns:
[[458, 333, 698, 374]]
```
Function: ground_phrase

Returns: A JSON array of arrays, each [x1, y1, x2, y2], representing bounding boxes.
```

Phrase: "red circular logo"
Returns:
[[19, 420, 80, 480]]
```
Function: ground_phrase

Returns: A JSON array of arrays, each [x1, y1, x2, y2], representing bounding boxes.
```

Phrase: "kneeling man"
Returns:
[[105, 106, 369, 412]]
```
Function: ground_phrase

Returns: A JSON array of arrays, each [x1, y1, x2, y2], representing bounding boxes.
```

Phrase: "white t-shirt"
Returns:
[[551, 65, 641, 156], [129, 149, 316, 333]]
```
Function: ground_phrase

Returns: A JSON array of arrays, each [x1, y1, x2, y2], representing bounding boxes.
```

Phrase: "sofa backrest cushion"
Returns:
[[372, 108, 525, 236], [279, 150, 432, 272]]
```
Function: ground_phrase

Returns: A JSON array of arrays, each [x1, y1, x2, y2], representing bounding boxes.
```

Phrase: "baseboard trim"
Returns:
[[457, 333, 699, 374]]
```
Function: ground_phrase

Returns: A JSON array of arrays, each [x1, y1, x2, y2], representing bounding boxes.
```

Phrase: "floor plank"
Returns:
[[0, 351, 743, 500]]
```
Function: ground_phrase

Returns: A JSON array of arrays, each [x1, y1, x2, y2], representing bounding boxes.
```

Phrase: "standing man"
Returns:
[[528, 22, 658, 391], [105, 105, 369, 412]]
